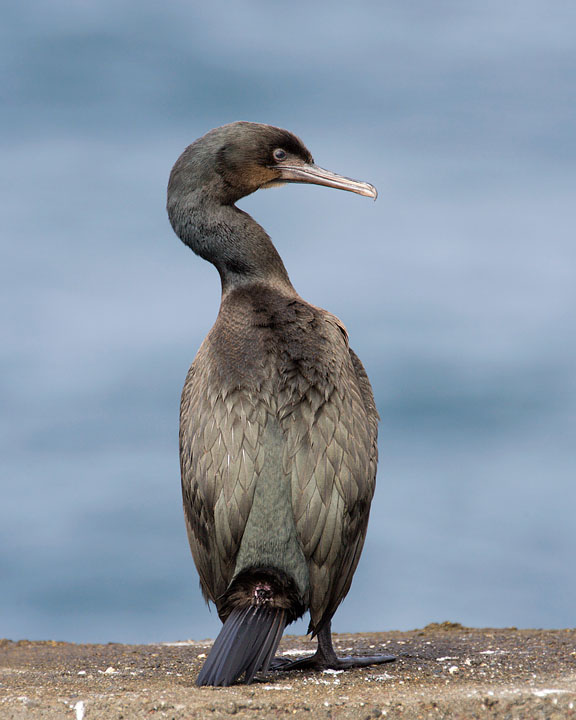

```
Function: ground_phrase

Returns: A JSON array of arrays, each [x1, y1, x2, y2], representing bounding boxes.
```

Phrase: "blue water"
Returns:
[[1, 1, 575, 643]]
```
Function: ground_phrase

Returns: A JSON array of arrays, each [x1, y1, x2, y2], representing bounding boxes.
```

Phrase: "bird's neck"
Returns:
[[170, 196, 294, 296]]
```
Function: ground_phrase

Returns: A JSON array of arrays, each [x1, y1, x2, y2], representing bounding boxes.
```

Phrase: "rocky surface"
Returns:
[[1, 623, 575, 719]]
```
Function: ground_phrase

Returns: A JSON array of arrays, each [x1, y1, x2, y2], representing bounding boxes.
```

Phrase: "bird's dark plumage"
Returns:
[[167, 122, 393, 686]]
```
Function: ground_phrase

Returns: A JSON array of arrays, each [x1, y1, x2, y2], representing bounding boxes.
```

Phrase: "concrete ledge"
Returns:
[[1, 624, 575, 719]]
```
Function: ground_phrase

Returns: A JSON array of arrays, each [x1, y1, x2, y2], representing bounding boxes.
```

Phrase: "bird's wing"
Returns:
[[284, 318, 379, 634], [180, 357, 268, 609]]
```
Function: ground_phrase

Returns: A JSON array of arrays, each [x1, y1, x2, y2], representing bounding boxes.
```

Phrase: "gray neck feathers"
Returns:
[[167, 192, 293, 293]]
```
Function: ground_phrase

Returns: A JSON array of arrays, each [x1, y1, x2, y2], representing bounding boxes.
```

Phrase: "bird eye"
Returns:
[[273, 148, 287, 161]]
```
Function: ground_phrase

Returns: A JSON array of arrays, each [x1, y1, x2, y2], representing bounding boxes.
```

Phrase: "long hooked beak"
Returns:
[[271, 160, 378, 199]]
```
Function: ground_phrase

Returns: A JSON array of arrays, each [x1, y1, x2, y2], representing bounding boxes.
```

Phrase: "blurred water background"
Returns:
[[1, 1, 575, 643]]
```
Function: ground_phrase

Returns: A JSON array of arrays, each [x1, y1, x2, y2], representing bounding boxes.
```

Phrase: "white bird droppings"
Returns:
[[533, 689, 570, 697], [281, 649, 308, 656]]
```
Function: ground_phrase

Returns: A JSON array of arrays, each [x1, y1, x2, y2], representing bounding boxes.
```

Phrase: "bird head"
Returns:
[[168, 122, 377, 205]]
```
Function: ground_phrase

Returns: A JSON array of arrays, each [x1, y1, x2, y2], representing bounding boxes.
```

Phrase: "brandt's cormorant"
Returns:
[[166, 122, 394, 686]]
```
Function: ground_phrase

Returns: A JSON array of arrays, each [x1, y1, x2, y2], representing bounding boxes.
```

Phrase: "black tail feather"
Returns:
[[196, 605, 287, 686], [243, 606, 286, 682]]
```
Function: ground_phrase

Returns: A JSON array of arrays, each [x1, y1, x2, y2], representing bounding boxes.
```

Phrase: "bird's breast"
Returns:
[[202, 285, 350, 410]]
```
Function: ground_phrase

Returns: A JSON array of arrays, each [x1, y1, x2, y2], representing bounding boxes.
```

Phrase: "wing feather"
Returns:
[[283, 318, 379, 633], [180, 348, 269, 607]]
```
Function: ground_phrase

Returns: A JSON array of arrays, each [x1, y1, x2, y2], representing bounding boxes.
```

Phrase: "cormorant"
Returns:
[[166, 122, 394, 686]]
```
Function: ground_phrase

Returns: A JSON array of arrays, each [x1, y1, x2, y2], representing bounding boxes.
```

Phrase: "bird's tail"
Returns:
[[196, 604, 286, 686], [196, 567, 304, 687]]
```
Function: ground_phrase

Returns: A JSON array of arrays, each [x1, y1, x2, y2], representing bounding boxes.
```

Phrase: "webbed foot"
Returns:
[[271, 652, 395, 671], [270, 622, 395, 673]]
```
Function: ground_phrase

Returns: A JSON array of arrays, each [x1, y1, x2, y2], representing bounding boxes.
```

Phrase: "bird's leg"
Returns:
[[270, 621, 395, 672]]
